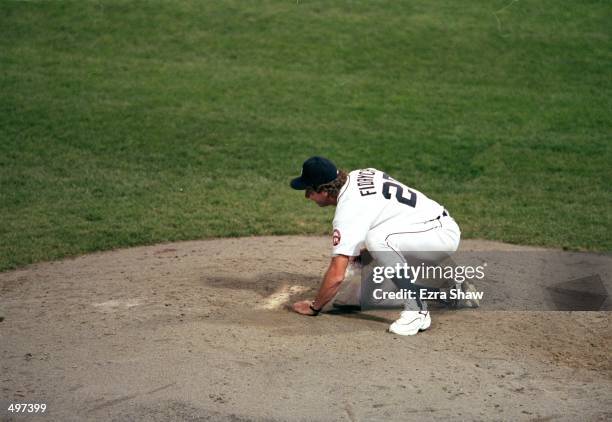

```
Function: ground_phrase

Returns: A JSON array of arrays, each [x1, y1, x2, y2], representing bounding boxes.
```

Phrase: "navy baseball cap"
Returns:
[[290, 156, 338, 190]]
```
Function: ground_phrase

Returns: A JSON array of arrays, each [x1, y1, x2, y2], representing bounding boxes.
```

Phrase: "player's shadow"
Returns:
[[325, 301, 451, 325], [325, 305, 393, 324]]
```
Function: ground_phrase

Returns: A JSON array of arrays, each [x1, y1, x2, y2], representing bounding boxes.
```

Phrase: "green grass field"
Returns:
[[1, 0, 610, 271]]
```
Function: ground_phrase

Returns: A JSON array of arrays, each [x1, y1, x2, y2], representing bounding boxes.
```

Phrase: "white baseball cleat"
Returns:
[[389, 310, 431, 336]]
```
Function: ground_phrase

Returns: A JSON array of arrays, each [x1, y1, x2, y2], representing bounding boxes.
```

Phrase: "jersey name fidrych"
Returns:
[[356, 169, 377, 196], [332, 169, 445, 256]]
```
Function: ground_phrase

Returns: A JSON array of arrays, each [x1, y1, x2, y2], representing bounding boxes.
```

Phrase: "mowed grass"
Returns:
[[1, 0, 610, 271]]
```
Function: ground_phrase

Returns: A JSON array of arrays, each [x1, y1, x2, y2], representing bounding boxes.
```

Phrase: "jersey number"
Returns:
[[382, 173, 417, 208]]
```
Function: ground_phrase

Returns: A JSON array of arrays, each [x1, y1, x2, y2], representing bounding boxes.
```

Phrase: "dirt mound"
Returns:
[[1, 237, 610, 421]]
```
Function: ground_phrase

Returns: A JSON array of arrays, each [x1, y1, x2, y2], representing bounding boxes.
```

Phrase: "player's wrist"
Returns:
[[309, 301, 322, 315]]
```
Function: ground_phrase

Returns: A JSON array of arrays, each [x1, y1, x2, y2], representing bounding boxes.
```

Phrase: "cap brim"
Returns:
[[290, 177, 308, 190]]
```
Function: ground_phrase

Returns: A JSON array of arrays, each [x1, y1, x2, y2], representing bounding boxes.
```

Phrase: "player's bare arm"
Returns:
[[292, 254, 349, 316]]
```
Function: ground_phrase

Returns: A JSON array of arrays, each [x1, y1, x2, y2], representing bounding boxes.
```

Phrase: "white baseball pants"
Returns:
[[365, 213, 461, 311]]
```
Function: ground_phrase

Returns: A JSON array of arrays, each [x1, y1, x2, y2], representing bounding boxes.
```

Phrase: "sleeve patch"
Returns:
[[332, 229, 341, 246]]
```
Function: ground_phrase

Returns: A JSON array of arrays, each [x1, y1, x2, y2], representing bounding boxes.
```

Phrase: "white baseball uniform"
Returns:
[[331, 168, 461, 311]]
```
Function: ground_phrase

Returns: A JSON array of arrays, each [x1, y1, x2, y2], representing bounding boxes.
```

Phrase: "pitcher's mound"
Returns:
[[1, 236, 610, 421]]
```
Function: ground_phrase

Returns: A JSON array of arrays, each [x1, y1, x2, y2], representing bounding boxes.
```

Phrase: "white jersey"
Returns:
[[332, 169, 445, 256]]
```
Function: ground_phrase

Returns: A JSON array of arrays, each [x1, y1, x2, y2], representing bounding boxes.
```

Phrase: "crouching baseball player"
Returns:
[[290, 156, 475, 336]]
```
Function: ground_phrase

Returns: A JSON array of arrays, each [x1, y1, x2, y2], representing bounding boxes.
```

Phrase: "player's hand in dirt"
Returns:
[[292, 300, 318, 316]]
